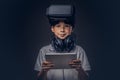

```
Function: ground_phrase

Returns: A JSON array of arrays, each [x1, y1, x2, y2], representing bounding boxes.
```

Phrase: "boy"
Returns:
[[34, 5, 91, 80]]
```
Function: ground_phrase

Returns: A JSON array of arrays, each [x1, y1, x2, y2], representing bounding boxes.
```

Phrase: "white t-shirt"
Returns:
[[34, 44, 91, 80]]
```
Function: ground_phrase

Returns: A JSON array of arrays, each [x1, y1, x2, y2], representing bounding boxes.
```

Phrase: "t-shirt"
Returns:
[[34, 44, 91, 80]]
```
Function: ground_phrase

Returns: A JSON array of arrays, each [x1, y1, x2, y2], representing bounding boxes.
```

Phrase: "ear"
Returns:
[[51, 26, 54, 32], [70, 26, 73, 32]]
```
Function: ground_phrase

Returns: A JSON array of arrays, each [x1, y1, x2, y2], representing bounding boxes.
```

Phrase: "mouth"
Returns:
[[59, 34, 66, 37]]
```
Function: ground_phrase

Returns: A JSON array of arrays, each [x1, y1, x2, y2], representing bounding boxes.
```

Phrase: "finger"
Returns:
[[43, 66, 52, 69], [70, 64, 81, 68], [69, 62, 76, 65], [42, 64, 54, 67], [43, 61, 53, 64], [72, 59, 81, 63], [69, 63, 81, 66], [70, 65, 78, 68], [43, 61, 53, 65], [69, 60, 81, 65]]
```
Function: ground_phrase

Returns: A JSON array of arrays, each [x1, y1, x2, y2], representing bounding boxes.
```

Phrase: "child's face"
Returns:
[[51, 21, 73, 39]]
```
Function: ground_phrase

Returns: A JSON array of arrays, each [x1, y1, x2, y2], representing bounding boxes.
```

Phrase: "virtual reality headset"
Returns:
[[46, 5, 75, 27]]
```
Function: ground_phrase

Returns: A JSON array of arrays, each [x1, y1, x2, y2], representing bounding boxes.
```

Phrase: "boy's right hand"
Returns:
[[42, 61, 54, 72], [37, 61, 54, 79]]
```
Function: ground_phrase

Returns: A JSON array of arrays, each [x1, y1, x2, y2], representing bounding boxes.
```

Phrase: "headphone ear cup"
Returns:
[[64, 36, 70, 47], [64, 35, 75, 52], [51, 37, 64, 52], [55, 37, 63, 48]]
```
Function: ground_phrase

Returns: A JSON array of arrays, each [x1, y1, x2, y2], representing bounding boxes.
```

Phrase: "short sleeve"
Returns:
[[78, 47, 91, 71], [34, 49, 45, 71]]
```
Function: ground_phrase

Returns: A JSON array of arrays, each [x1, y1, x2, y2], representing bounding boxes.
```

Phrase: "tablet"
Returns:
[[45, 53, 77, 69]]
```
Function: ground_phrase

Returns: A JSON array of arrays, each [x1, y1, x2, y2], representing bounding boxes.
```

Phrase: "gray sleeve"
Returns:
[[34, 48, 46, 71], [78, 47, 91, 71]]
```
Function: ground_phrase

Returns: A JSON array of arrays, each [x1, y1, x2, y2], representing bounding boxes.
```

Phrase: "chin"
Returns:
[[59, 37, 67, 40], [57, 35, 68, 39], [60, 38, 65, 40]]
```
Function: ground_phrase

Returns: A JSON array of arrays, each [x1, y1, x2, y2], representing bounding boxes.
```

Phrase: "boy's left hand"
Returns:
[[69, 59, 81, 70]]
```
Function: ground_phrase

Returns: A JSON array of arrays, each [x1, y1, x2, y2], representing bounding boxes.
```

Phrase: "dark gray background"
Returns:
[[0, 0, 120, 80]]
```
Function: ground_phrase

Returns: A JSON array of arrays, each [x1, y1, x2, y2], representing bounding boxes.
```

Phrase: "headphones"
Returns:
[[51, 35, 76, 52]]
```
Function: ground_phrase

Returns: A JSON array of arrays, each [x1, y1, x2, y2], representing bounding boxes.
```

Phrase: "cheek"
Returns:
[[52, 29, 59, 35], [67, 29, 72, 34]]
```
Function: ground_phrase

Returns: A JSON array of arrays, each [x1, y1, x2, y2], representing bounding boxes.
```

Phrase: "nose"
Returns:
[[60, 26, 65, 32]]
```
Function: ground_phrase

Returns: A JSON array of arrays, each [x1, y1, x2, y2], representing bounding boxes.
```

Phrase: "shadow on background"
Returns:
[[0, 0, 120, 80]]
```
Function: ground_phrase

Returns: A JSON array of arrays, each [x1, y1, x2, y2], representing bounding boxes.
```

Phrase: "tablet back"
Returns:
[[45, 53, 77, 69]]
